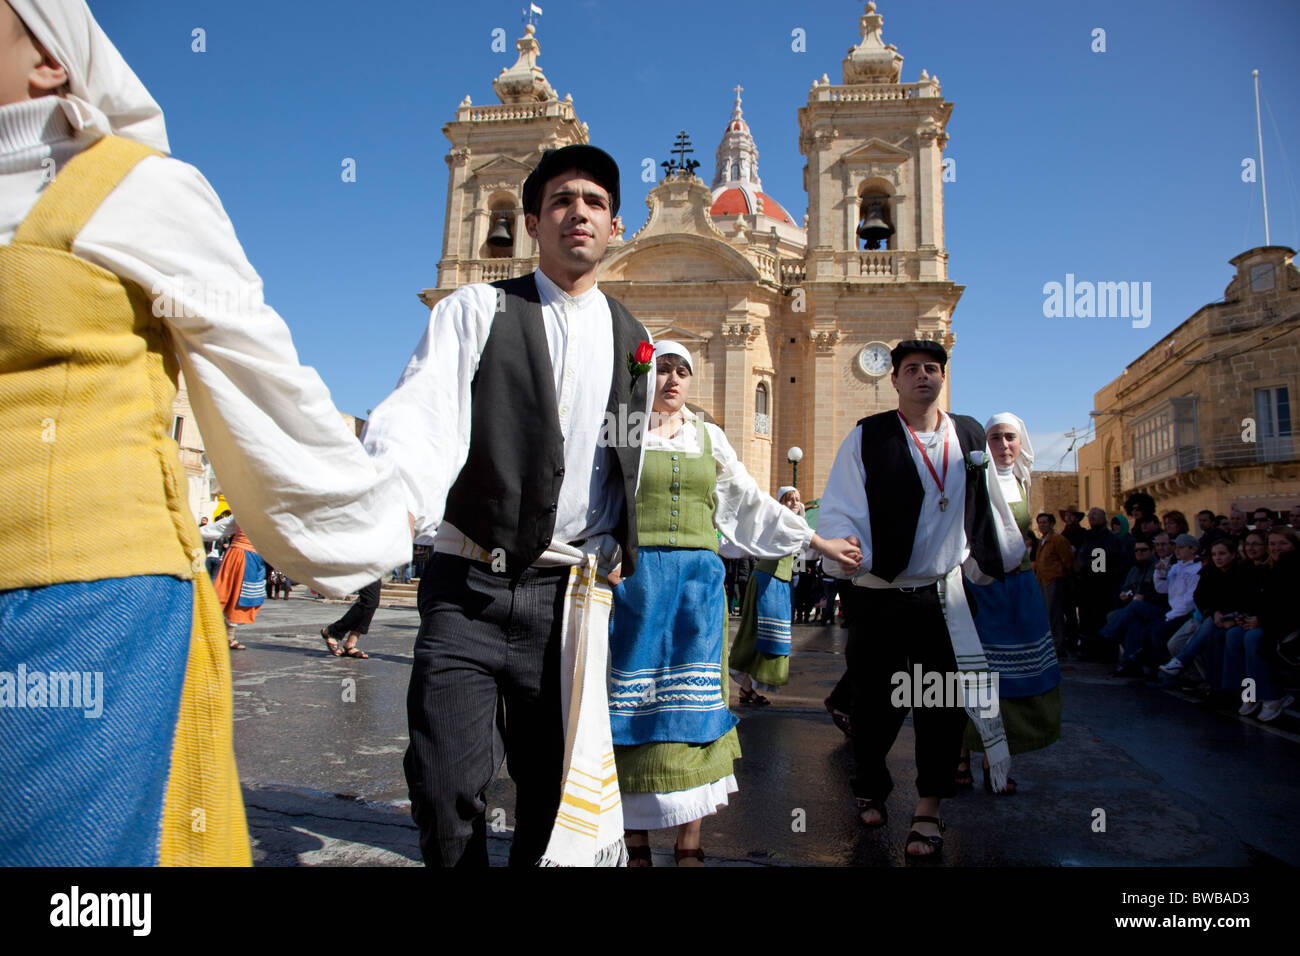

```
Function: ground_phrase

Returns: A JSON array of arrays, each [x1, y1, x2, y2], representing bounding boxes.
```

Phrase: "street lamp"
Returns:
[[787, 446, 803, 488]]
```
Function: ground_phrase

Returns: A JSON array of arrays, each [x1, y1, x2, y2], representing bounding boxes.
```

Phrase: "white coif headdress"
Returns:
[[10, 0, 170, 153], [984, 412, 1034, 488], [652, 340, 693, 372]]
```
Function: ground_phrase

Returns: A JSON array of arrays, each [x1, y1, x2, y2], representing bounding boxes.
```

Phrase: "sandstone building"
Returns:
[[422, 2, 962, 498], [1077, 245, 1300, 518]]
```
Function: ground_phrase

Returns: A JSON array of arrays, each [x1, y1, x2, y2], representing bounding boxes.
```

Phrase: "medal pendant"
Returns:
[[939, 496, 949, 512]]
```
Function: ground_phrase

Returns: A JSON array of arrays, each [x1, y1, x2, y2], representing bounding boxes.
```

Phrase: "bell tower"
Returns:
[[791, 2, 964, 496], [425, 25, 590, 305]]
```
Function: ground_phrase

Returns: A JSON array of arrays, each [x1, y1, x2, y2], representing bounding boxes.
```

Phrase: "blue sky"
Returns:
[[90, 0, 1300, 473]]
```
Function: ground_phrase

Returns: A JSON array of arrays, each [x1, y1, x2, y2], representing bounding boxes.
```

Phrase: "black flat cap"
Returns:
[[890, 339, 948, 374], [522, 144, 620, 217]]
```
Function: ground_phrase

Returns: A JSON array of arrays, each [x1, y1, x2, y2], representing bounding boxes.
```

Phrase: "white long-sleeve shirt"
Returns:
[[362, 268, 654, 567], [817, 412, 1023, 587], [1, 97, 411, 596], [1165, 560, 1201, 620], [645, 410, 811, 559]]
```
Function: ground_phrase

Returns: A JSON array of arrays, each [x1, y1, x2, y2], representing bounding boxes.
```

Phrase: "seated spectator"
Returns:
[[1227, 508, 1249, 539], [1221, 530, 1286, 719], [1157, 539, 1240, 688], [1270, 526, 1299, 559], [1257, 545, 1300, 720], [1099, 539, 1163, 667], [1116, 534, 1199, 677]]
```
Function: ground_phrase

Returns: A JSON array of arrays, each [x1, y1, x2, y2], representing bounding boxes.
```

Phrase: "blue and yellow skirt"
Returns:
[[0, 574, 251, 865]]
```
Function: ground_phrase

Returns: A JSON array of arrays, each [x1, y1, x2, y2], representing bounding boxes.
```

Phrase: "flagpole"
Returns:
[[1253, 69, 1271, 246]]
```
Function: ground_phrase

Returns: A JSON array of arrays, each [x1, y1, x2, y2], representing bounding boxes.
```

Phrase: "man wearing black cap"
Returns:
[[817, 340, 1025, 857], [364, 145, 652, 866]]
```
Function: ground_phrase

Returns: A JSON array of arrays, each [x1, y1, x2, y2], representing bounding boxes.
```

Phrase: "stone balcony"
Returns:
[[808, 81, 940, 104], [814, 249, 941, 282]]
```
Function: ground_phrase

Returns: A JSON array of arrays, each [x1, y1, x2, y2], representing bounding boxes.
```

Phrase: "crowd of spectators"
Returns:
[[1030, 493, 1299, 723]]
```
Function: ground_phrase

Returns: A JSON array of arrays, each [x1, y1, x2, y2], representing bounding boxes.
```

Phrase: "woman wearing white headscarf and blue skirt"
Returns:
[[609, 341, 859, 864], [0, 0, 411, 865], [728, 485, 807, 701], [959, 413, 1062, 794]]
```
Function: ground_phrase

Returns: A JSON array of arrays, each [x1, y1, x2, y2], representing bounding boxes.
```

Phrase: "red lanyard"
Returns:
[[898, 412, 948, 497]]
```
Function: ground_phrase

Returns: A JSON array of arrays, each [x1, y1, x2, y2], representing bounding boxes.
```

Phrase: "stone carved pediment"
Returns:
[[600, 234, 759, 284], [839, 138, 911, 166], [466, 155, 534, 184], [629, 174, 730, 243]]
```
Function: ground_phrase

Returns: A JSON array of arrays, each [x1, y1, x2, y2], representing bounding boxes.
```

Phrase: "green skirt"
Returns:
[[727, 557, 791, 690], [615, 607, 741, 794], [963, 684, 1062, 755]]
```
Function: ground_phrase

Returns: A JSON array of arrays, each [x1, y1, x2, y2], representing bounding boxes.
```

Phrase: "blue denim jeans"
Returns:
[[1223, 627, 1279, 700], [1175, 617, 1229, 686], [1111, 599, 1164, 662]]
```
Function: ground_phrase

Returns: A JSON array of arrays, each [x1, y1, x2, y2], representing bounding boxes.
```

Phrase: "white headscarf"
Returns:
[[652, 340, 693, 372], [9, 0, 169, 152], [985, 412, 1034, 489]]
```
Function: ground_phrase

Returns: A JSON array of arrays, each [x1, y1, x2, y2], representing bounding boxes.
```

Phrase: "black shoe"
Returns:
[[1111, 661, 1142, 678]]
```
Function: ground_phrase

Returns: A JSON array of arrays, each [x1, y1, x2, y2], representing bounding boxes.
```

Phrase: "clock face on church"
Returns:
[[857, 343, 891, 377]]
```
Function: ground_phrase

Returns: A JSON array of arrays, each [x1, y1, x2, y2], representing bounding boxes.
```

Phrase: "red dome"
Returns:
[[709, 187, 796, 225]]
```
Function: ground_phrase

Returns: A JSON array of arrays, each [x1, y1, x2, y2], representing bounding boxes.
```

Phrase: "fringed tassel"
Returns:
[[538, 837, 628, 868], [985, 755, 1012, 794]]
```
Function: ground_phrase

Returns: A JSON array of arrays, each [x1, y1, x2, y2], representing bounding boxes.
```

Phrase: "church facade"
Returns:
[[422, 3, 962, 499]]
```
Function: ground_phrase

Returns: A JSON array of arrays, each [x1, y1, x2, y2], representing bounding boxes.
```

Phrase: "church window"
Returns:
[[754, 383, 770, 435]]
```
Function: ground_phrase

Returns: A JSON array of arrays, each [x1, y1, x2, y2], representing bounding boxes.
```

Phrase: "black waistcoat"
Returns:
[[857, 409, 1004, 583], [442, 274, 651, 576]]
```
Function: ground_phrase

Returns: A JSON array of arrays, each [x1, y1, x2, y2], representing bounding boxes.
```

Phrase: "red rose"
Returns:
[[634, 341, 654, 365]]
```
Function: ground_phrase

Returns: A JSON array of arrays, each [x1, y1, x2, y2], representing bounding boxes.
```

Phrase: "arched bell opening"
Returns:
[[856, 187, 896, 251]]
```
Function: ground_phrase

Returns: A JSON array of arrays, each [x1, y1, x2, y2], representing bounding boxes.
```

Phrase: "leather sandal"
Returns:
[[674, 846, 705, 866], [904, 815, 945, 857], [855, 797, 887, 828], [955, 757, 974, 789], [739, 687, 770, 706], [319, 628, 342, 657], [626, 843, 653, 867]]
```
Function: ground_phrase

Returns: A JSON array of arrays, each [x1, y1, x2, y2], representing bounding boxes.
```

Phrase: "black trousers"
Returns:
[[404, 553, 567, 867], [842, 584, 968, 802], [324, 579, 382, 637]]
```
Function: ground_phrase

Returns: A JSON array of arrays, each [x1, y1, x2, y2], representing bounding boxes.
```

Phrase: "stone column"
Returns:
[[721, 319, 758, 469], [809, 327, 841, 494]]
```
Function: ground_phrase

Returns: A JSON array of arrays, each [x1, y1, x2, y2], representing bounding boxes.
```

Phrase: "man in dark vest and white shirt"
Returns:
[[363, 145, 652, 866], [817, 340, 1024, 858]]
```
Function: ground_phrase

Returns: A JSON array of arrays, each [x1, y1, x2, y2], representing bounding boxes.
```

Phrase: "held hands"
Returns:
[[813, 533, 863, 576]]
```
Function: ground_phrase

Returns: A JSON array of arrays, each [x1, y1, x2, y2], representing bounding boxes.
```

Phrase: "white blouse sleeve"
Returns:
[[74, 155, 412, 596], [199, 514, 235, 543], [707, 423, 811, 559], [816, 426, 874, 578]]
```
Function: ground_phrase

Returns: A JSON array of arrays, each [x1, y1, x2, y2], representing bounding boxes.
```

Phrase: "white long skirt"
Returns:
[[620, 774, 739, 830]]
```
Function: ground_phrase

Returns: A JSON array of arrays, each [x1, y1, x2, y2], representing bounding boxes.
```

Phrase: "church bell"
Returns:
[[856, 200, 894, 250], [487, 214, 514, 247]]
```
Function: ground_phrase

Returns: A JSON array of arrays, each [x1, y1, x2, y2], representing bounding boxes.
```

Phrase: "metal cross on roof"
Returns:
[[660, 130, 701, 177]]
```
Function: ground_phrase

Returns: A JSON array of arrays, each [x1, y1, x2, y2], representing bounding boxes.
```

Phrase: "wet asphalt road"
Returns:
[[230, 590, 1300, 867]]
